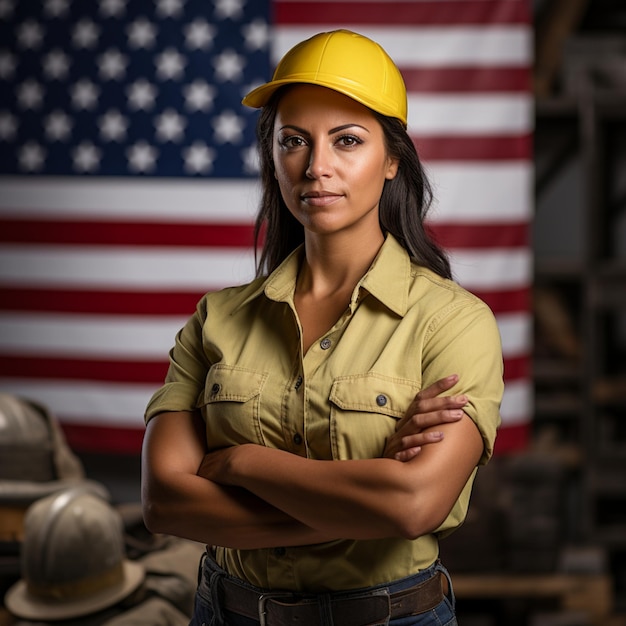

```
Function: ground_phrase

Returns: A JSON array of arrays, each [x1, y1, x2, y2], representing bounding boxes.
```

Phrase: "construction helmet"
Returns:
[[5, 488, 145, 621], [242, 29, 408, 127], [0, 393, 109, 547]]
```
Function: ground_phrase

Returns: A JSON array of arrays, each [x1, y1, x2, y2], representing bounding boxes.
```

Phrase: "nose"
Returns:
[[305, 143, 333, 179]]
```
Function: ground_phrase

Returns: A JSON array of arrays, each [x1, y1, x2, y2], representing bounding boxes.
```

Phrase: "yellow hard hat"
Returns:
[[242, 29, 408, 127]]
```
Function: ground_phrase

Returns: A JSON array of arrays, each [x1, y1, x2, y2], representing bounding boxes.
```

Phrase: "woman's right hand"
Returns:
[[383, 374, 468, 462]]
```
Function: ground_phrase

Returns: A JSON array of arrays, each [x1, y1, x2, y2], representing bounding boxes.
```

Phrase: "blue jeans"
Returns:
[[189, 554, 457, 626]]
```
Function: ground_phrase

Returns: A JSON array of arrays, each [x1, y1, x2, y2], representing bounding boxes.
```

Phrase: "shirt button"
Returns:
[[376, 394, 388, 407], [274, 547, 286, 557], [320, 338, 332, 350], [293, 433, 303, 445], [211, 383, 221, 394]]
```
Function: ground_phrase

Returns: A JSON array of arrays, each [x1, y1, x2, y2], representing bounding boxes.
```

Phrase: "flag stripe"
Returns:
[[0, 219, 256, 248], [274, 2, 530, 26], [415, 134, 531, 161], [0, 353, 532, 385], [0, 311, 528, 360], [428, 222, 529, 249], [0, 285, 530, 316], [275, 26, 531, 67], [2, 219, 527, 248], [1, 164, 532, 223], [401, 67, 531, 94]]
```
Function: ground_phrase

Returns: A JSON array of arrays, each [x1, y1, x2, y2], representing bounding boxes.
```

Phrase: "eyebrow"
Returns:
[[278, 123, 370, 135]]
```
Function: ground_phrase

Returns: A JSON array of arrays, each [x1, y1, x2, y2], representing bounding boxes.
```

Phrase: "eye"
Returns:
[[280, 134, 307, 149], [336, 134, 362, 147]]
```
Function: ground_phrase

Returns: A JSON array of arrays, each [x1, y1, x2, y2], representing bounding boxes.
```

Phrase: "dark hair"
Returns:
[[253, 90, 452, 280]]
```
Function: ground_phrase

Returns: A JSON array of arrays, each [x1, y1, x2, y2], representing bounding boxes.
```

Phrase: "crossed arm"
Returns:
[[141, 375, 483, 549]]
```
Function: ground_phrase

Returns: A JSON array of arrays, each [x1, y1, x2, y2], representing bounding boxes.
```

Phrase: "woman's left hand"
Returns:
[[383, 375, 468, 462]]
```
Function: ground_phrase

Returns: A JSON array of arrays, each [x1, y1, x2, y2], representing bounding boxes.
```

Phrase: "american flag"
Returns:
[[0, 0, 532, 455]]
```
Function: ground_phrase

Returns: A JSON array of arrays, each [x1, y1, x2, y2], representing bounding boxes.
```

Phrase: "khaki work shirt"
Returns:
[[145, 234, 504, 592]]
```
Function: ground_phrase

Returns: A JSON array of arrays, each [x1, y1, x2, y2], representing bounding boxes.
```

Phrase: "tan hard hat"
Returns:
[[5, 488, 145, 621], [242, 29, 408, 127]]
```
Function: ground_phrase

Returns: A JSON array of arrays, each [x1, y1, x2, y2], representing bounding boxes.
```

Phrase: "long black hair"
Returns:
[[252, 89, 452, 280]]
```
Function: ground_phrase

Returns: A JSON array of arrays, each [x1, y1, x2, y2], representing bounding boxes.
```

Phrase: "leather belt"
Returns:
[[220, 572, 445, 626]]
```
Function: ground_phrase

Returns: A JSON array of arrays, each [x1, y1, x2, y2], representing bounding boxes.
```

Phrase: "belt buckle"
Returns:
[[258, 592, 295, 626]]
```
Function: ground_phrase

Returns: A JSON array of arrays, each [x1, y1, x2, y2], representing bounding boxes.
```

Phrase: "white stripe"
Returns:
[[0, 379, 153, 427], [0, 245, 257, 290], [500, 378, 532, 426], [0, 313, 186, 358], [275, 26, 531, 67], [0, 377, 532, 430], [426, 162, 532, 223], [0, 308, 529, 361], [0, 176, 260, 222], [450, 248, 531, 290], [1, 164, 532, 224], [408, 94, 532, 134], [495, 312, 531, 359]]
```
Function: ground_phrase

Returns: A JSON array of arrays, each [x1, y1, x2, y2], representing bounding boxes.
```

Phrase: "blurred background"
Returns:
[[0, 0, 625, 624]]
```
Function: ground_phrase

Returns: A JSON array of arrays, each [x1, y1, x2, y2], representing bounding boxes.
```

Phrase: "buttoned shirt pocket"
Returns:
[[197, 364, 268, 449], [329, 373, 418, 460]]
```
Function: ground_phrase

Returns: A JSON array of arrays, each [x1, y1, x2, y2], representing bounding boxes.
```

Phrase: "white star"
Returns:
[[71, 78, 99, 110], [183, 141, 215, 174], [241, 143, 260, 174], [16, 79, 45, 110], [98, 48, 127, 80], [0, 51, 17, 80], [183, 79, 215, 112], [16, 20, 45, 50], [0, 0, 15, 19], [184, 18, 215, 50], [212, 110, 245, 144], [44, 0, 70, 17], [154, 108, 186, 142], [73, 141, 101, 172], [213, 49, 245, 82], [155, 48, 186, 81], [99, 109, 128, 142], [73, 19, 100, 49], [126, 78, 158, 110], [0, 111, 18, 141], [127, 17, 157, 49], [156, 0, 185, 18], [99, 0, 126, 18], [215, 0, 244, 20], [242, 19, 270, 51], [42, 49, 71, 80], [18, 141, 46, 172], [44, 110, 73, 141], [127, 140, 158, 173]]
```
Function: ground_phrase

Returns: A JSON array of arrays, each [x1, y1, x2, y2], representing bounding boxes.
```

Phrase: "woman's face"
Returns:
[[272, 84, 398, 238]]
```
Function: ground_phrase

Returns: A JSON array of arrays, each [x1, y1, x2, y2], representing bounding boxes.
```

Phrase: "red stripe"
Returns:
[[426, 222, 529, 249], [275, 1, 530, 25], [60, 421, 530, 455], [504, 354, 530, 381], [494, 422, 530, 454], [471, 287, 530, 315], [61, 423, 145, 454], [414, 134, 532, 161], [0, 219, 255, 247], [0, 354, 169, 383], [0, 287, 205, 315], [402, 67, 531, 94]]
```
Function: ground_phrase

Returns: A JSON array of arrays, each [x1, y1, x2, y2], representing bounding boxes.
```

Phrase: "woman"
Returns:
[[141, 29, 503, 626]]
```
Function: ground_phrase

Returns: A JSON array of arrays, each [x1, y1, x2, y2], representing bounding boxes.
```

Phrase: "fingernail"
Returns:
[[456, 395, 467, 404]]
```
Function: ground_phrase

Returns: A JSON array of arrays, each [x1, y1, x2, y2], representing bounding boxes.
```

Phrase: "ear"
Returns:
[[385, 157, 399, 180]]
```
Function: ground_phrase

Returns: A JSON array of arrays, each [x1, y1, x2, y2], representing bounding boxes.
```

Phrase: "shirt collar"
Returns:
[[236, 234, 411, 317]]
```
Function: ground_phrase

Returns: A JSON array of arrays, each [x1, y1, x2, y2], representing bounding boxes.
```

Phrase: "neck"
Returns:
[[299, 228, 385, 298]]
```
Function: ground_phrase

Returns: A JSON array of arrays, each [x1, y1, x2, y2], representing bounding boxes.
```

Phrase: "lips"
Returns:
[[301, 191, 343, 206]]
